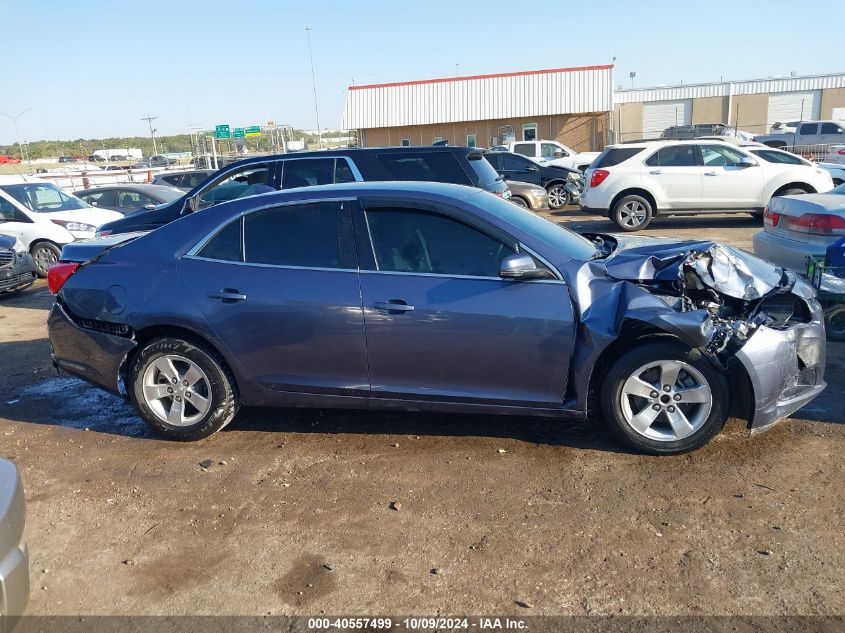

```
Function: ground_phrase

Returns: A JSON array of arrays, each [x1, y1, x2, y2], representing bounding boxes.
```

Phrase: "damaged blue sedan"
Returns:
[[46, 182, 826, 454]]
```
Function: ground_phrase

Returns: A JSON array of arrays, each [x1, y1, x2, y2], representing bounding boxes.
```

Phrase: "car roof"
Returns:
[[606, 139, 741, 150], [227, 180, 481, 202]]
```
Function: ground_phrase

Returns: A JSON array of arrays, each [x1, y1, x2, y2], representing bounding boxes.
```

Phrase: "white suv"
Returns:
[[507, 140, 600, 172], [0, 176, 123, 276], [580, 140, 834, 231]]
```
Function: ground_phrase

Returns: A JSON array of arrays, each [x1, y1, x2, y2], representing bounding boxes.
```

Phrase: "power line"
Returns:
[[140, 115, 159, 155]]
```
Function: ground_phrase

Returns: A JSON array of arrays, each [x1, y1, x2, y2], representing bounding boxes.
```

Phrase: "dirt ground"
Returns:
[[0, 210, 843, 617]]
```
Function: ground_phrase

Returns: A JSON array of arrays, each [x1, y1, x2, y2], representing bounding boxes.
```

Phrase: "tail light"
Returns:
[[838, 149, 845, 155], [47, 262, 79, 295], [788, 213, 845, 236], [590, 169, 610, 188], [763, 206, 781, 227]]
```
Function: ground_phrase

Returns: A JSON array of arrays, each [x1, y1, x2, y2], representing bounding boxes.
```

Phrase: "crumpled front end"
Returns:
[[566, 235, 827, 432]]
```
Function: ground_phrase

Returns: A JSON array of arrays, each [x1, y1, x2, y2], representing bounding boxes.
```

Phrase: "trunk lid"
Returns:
[[60, 231, 148, 263]]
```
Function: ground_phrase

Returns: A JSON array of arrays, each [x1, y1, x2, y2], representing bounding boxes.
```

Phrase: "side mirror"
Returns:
[[736, 157, 758, 168], [553, 151, 564, 158], [185, 196, 198, 213], [499, 253, 553, 280], [90, 201, 98, 206]]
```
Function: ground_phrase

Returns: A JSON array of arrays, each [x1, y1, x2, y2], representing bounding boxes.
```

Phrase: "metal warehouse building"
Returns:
[[614, 72, 845, 141], [341, 64, 615, 151]]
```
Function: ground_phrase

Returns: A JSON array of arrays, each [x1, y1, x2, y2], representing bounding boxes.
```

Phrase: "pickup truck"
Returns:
[[506, 140, 600, 172], [754, 120, 845, 150]]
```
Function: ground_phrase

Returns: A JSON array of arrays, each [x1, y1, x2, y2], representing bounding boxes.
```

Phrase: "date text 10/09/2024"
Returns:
[[307, 617, 529, 630]]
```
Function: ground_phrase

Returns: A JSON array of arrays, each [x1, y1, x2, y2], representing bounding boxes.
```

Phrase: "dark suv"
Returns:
[[483, 151, 582, 208], [97, 147, 507, 236]]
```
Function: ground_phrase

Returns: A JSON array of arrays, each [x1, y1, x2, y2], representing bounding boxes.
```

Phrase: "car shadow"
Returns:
[[0, 281, 53, 310]]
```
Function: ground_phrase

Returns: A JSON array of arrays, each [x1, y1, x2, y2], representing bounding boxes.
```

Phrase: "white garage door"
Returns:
[[767, 90, 821, 127], [642, 99, 692, 138]]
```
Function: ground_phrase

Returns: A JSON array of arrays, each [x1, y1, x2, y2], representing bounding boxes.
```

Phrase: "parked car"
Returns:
[[153, 169, 215, 191], [0, 176, 123, 276], [48, 181, 826, 454], [0, 156, 21, 165], [580, 140, 834, 231], [73, 184, 185, 215], [96, 147, 508, 237], [754, 120, 845, 150], [483, 151, 582, 208], [824, 144, 845, 165], [0, 458, 29, 626], [818, 163, 845, 186], [506, 181, 549, 211], [507, 140, 600, 172], [108, 154, 128, 162], [57, 156, 78, 163], [87, 154, 106, 162], [753, 183, 845, 273], [149, 155, 179, 167], [0, 234, 37, 295]]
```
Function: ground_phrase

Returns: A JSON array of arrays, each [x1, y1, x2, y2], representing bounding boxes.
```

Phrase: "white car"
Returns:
[[507, 140, 600, 172], [580, 140, 834, 231], [824, 145, 845, 165], [0, 175, 123, 276]]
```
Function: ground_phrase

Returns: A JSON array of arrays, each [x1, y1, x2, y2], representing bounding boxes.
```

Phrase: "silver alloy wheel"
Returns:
[[32, 245, 58, 275], [618, 200, 647, 228], [547, 184, 569, 208], [619, 360, 712, 441], [141, 354, 212, 427]]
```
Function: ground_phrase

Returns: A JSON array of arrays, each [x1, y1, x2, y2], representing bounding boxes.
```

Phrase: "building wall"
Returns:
[[731, 93, 769, 134], [361, 112, 609, 152], [820, 88, 845, 119], [691, 96, 727, 126]]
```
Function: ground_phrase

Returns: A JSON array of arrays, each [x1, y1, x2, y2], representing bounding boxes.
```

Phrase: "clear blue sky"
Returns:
[[1, 0, 843, 144]]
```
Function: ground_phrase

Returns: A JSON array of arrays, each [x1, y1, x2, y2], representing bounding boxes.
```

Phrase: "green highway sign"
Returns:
[[232, 127, 245, 138], [245, 125, 261, 137], [215, 124, 231, 139]]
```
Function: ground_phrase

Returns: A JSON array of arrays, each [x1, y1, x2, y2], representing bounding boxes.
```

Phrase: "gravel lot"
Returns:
[[1, 209, 842, 617]]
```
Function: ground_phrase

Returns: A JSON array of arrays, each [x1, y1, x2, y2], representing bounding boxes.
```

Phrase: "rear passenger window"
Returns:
[[282, 159, 335, 189], [595, 147, 645, 168], [198, 217, 242, 262], [371, 152, 469, 184], [644, 145, 697, 167], [243, 202, 342, 268], [334, 159, 356, 184]]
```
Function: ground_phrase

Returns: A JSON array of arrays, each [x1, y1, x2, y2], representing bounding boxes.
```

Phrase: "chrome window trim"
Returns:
[[183, 255, 358, 274], [358, 268, 565, 284], [184, 196, 356, 258]]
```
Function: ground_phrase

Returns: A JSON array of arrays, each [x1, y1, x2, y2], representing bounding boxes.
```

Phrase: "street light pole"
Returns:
[[305, 26, 322, 149], [1, 108, 32, 162]]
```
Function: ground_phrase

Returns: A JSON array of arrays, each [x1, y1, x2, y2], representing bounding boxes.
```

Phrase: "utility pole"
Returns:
[[1, 108, 32, 162], [140, 115, 158, 156], [305, 27, 322, 149]]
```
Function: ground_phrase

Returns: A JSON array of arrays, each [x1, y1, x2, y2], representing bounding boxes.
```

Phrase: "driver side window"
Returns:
[[197, 165, 273, 209], [365, 207, 514, 277]]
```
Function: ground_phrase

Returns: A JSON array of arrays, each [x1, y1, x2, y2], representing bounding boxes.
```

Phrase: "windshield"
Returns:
[[0, 182, 89, 212], [468, 192, 599, 261]]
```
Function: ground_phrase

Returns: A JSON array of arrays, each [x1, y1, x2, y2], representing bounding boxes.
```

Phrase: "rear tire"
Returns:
[[129, 337, 239, 441], [825, 306, 845, 342], [611, 194, 653, 231], [30, 242, 61, 278], [600, 342, 728, 454]]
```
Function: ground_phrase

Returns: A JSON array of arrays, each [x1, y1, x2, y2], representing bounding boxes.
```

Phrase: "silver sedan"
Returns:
[[753, 184, 845, 273]]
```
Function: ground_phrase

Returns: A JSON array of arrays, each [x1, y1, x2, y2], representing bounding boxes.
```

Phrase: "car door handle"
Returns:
[[208, 290, 247, 302], [374, 300, 415, 312], [648, 169, 662, 175], [704, 171, 717, 176]]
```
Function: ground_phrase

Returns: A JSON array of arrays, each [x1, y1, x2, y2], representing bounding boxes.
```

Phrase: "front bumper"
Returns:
[[0, 253, 37, 294], [48, 302, 136, 395], [736, 312, 827, 433]]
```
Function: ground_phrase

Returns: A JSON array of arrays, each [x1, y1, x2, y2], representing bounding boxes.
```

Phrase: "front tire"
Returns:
[[129, 337, 239, 440], [30, 242, 61, 278], [546, 183, 570, 209], [600, 342, 728, 454], [825, 306, 845, 342], [510, 196, 529, 208], [611, 194, 653, 231]]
